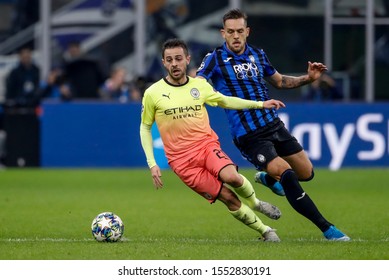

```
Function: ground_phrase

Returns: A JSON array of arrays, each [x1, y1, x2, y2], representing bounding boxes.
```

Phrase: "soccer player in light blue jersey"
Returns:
[[197, 9, 350, 241]]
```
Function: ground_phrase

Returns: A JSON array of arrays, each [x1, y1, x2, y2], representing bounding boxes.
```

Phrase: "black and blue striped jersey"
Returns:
[[197, 42, 281, 139]]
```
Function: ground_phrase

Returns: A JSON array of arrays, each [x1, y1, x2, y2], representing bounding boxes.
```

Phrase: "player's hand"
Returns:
[[307, 61, 328, 81], [263, 99, 286, 110], [150, 165, 163, 189]]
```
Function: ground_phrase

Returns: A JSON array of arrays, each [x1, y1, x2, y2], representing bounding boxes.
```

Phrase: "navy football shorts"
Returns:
[[233, 125, 303, 170]]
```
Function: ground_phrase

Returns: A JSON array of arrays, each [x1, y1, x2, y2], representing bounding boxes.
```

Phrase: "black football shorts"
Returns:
[[233, 125, 303, 170]]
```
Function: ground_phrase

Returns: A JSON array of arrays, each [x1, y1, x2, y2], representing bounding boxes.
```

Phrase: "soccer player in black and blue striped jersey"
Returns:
[[196, 9, 350, 241]]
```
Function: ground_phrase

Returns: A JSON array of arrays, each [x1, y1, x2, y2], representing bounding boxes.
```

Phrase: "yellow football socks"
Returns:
[[234, 174, 257, 209], [229, 203, 268, 234]]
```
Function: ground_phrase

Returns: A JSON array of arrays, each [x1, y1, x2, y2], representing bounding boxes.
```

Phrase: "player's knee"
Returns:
[[221, 173, 242, 187], [299, 169, 315, 182], [219, 186, 240, 210]]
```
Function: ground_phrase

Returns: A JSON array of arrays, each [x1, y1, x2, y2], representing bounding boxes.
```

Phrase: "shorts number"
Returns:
[[213, 149, 229, 160]]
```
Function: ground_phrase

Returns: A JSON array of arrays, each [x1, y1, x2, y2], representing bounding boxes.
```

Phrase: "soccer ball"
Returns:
[[91, 212, 124, 242]]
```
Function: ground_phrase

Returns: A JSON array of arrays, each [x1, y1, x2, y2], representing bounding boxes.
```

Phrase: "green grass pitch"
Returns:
[[0, 168, 388, 260]]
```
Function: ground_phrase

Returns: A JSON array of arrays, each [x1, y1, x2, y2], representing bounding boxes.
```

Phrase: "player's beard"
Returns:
[[169, 68, 186, 84], [228, 40, 245, 55]]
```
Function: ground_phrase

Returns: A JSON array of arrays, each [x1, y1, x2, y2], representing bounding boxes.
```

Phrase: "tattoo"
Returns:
[[281, 75, 311, 89]]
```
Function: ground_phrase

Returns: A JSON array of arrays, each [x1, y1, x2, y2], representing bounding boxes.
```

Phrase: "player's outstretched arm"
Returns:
[[263, 99, 285, 110], [266, 61, 328, 89], [216, 94, 286, 110]]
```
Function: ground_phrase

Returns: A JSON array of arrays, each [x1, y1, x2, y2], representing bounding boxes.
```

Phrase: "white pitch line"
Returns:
[[0, 238, 94, 242], [0, 237, 131, 243], [0, 237, 386, 243]]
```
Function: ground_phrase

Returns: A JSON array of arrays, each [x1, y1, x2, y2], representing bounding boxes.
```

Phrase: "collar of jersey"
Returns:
[[163, 76, 190, 87]]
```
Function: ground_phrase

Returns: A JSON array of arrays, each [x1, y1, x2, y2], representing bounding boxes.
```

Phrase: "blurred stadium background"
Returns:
[[0, 0, 388, 170]]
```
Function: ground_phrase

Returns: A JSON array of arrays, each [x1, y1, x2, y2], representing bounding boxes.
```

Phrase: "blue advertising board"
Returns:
[[208, 103, 389, 170], [40, 101, 144, 167], [278, 103, 389, 169], [40, 101, 389, 169]]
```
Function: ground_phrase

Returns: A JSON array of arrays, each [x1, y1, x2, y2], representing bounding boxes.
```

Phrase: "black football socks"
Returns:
[[280, 169, 332, 232]]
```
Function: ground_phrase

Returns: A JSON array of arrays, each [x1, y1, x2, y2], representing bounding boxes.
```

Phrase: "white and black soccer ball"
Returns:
[[91, 212, 124, 242]]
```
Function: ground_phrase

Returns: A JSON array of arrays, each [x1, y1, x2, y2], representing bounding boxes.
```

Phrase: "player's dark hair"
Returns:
[[161, 38, 189, 58], [222, 9, 247, 26]]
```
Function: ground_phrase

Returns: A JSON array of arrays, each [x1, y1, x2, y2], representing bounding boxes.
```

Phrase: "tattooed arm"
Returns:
[[266, 61, 328, 89]]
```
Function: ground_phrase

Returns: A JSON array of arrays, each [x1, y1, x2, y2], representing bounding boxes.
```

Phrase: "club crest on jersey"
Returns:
[[257, 154, 266, 163], [249, 55, 255, 63], [190, 88, 200, 99]]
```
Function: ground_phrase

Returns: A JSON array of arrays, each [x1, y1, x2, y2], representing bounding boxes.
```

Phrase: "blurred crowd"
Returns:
[[2, 42, 146, 108], [0, 42, 150, 168]]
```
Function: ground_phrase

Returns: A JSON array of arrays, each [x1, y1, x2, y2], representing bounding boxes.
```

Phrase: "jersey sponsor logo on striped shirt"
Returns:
[[232, 62, 259, 80]]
